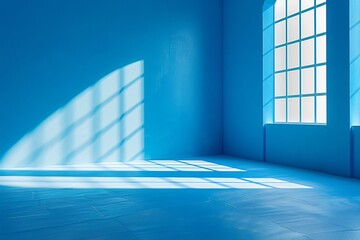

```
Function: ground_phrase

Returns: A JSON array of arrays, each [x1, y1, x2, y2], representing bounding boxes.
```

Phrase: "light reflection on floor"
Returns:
[[0, 176, 311, 189], [2, 156, 360, 240], [0, 159, 311, 189], [0, 160, 245, 172]]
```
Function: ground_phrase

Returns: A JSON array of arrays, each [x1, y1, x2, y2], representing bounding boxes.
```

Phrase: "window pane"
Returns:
[[275, 98, 287, 122], [275, 73, 287, 96], [275, 46, 286, 71], [301, 38, 314, 66], [301, 9, 314, 38], [301, 0, 314, 11], [316, 5, 326, 34], [316, 96, 326, 124], [275, 0, 286, 21], [301, 67, 315, 94], [288, 97, 300, 122], [288, 70, 300, 95], [316, 35, 327, 63], [288, 15, 299, 42], [271, 0, 327, 125], [288, 42, 299, 69], [288, 0, 299, 16], [316, 65, 327, 93], [275, 20, 286, 46], [302, 96, 315, 123]]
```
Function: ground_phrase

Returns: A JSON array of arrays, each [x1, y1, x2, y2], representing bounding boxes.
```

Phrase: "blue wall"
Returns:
[[0, 0, 223, 167], [223, 0, 264, 161], [2, 0, 357, 177], [352, 127, 360, 178]]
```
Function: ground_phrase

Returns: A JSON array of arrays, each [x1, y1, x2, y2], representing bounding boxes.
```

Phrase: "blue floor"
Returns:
[[1, 155, 360, 240]]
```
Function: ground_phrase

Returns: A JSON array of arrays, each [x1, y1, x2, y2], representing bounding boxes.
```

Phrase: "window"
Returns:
[[350, 0, 360, 126], [273, 0, 327, 124]]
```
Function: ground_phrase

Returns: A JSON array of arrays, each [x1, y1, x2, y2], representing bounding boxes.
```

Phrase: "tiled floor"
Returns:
[[1, 155, 360, 240]]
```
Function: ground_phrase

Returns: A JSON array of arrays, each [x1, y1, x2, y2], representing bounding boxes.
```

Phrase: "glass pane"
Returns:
[[316, 5, 326, 34], [288, 70, 300, 95], [275, 73, 287, 96], [302, 96, 315, 123], [316, 65, 327, 93], [288, 42, 299, 69], [288, 97, 300, 122], [301, 0, 314, 11], [301, 67, 315, 94], [275, 46, 286, 71], [301, 9, 314, 38], [316, 95, 327, 124], [288, 0, 299, 16], [287, 15, 300, 42], [275, 98, 287, 122], [316, 35, 327, 63], [275, 20, 286, 46], [275, 0, 286, 21], [301, 38, 314, 66], [316, 0, 326, 5]]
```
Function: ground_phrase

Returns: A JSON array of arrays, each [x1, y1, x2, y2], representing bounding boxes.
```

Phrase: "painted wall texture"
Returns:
[[0, 0, 223, 167], [223, 0, 264, 161]]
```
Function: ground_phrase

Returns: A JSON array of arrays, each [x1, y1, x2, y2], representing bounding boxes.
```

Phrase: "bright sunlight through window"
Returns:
[[274, 0, 327, 124]]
